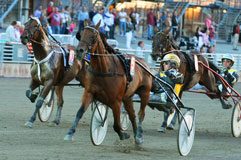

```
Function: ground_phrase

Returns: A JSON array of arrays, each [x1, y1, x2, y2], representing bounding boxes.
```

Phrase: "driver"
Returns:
[[218, 54, 239, 109], [150, 53, 184, 132]]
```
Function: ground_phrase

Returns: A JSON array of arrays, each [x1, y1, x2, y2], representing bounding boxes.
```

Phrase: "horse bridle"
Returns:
[[23, 17, 41, 42], [80, 26, 100, 53]]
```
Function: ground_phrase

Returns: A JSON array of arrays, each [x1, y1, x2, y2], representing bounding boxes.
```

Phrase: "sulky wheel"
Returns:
[[90, 102, 108, 145], [177, 110, 195, 156], [38, 88, 54, 122], [231, 102, 241, 138], [120, 111, 130, 131]]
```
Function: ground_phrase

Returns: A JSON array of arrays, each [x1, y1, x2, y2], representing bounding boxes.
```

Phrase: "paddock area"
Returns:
[[0, 78, 240, 160]]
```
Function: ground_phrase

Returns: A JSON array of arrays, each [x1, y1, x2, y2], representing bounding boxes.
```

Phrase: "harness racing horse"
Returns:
[[151, 30, 221, 100], [21, 17, 83, 127], [64, 22, 152, 144]]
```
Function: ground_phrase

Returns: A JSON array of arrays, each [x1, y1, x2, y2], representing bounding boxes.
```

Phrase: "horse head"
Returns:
[[21, 17, 44, 45], [76, 21, 102, 60], [151, 28, 178, 61]]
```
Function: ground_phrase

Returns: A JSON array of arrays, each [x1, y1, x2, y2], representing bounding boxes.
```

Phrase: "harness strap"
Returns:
[[87, 66, 124, 77], [34, 50, 54, 82]]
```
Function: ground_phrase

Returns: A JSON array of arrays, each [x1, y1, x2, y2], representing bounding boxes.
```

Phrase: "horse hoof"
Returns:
[[120, 132, 130, 140], [25, 121, 33, 128], [49, 120, 59, 126], [30, 93, 38, 103], [48, 121, 57, 127], [135, 137, 144, 144], [64, 134, 74, 141]]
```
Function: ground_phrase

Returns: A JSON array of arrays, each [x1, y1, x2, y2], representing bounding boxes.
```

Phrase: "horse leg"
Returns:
[[51, 67, 79, 126], [25, 80, 53, 128], [26, 79, 40, 103], [51, 86, 64, 126], [112, 101, 130, 140], [136, 91, 150, 144], [64, 91, 93, 141], [122, 98, 137, 138]]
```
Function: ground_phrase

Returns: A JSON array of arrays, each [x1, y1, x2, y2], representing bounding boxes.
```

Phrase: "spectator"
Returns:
[[69, 21, 76, 34], [39, 10, 48, 27], [136, 41, 145, 58], [157, 12, 163, 31], [92, 7, 105, 33], [64, 6, 72, 34], [78, 6, 89, 32], [200, 45, 207, 53], [34, 5, 42, 19], [195, 26, 204, 50], [119, 8, 127, 36], [6, 21, 21, 43], [129, 8, 137, 40], [172, 11, 178, 40], [147, 8, 155, 40], [135, 8, 141, 33], [59, 8, 67, 34], [89, 6, 97, 22], [126, 17, 133, 49], [46, 1, 54, 24], [209, 21, 217, 48], [164, 12, 172, 34], [111, 8, 118, 39], [47, 7, 62, 34], [161, 11, 167, 31], [232, 21, 240, 50], [57, 1, 63, 10], [207, 46, 215, 53], [104, 9, 114, 39], [205, 14, 212, 32], [202, 29, 210, 47]]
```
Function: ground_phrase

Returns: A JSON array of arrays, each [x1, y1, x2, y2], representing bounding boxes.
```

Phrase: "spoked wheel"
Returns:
[[38, 88, 54, 122], [177, 110, 195, 156], [90, 102, 108, 145], [120, 112, 130, 131], [231, 102, 241, 137]]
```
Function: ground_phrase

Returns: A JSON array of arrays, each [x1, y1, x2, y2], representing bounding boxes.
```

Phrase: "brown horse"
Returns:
[[64, 22, 152, 144], [151, 30, 221, 100], [21, 17, 83, 127]]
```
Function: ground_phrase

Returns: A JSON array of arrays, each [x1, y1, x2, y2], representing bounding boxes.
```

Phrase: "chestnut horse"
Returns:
[[64, 22, 152, 144], [21, 17, 83, 127], [151, 30, 221, 99]]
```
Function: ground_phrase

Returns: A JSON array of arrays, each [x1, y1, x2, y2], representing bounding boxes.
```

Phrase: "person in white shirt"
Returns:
[[93, 7, 105, 33], [136, 41, 145, 58], [104, 9, 114, 38], [126, 17, 133, 49], [118, 8, 127, 36], [6, 21, 20, 44]]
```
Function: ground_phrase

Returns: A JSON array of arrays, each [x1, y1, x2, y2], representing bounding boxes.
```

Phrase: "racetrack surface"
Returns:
[[0, 78, 240, 160]]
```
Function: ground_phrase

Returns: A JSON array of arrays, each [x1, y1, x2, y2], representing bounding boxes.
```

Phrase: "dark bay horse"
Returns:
[[64, 22, 152, 144], [151, 30, 220, 99], [21, 17, 83, 127]]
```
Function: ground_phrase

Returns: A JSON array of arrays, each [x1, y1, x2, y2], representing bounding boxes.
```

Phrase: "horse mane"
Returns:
[[208, 60, 220, 72], [99, 32, 116, 54]]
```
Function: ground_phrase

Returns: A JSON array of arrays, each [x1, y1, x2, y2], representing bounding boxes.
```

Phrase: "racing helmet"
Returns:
[[161, 53, 181, 69], [221, 54, 234, 67]]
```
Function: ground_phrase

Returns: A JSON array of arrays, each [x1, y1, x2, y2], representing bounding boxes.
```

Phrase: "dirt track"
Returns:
[[0, 78, 241, 160]]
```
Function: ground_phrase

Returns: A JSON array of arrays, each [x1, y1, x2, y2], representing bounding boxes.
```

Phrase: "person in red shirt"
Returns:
[[47, 7, 62, 34], [47, 1, 54, 24], [232, 21, 240, 50], [147, 8, 155, 40]]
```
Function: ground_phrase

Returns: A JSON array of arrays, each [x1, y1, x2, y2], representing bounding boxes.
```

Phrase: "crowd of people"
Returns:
[[4, 1, 240, 52]]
